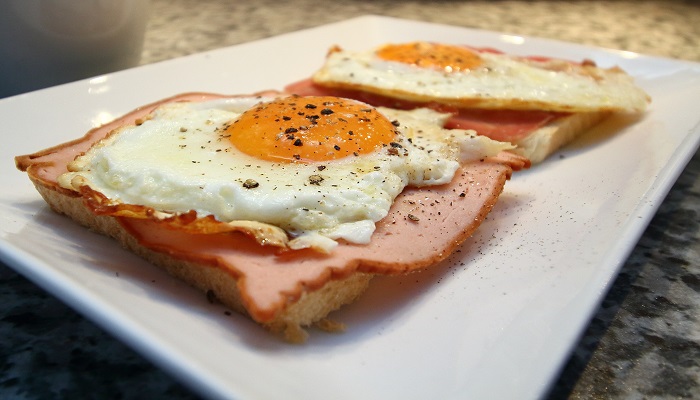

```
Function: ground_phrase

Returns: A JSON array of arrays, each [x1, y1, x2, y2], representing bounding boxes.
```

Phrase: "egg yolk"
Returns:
[[376, 42, 483, 72], [226, 96, 398, 163]]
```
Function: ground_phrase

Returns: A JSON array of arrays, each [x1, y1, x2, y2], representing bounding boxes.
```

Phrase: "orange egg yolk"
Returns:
[[376, 42, 483, 72], [226, 96, 398, 163]]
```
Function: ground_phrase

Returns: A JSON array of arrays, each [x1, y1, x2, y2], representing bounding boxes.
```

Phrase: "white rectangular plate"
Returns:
[[2, 16, 700, 400]]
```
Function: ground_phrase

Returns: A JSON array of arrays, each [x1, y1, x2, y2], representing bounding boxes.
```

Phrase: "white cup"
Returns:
[[0, 0, 150, 98]]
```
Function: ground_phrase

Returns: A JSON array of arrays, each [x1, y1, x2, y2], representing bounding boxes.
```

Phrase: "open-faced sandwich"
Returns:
[[16, 92, 528, 342], [286, 42, 650, 164]]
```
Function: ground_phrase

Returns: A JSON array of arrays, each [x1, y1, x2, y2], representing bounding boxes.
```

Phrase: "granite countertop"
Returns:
[[2, 0, 699, 398]]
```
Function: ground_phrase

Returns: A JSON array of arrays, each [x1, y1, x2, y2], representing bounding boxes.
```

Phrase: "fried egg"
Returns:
[[312, 42, 650, 113], [58, 95, 511, 253]]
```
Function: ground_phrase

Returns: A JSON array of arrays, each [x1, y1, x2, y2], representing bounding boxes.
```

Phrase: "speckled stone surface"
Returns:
[[2, 1, 699, 399]]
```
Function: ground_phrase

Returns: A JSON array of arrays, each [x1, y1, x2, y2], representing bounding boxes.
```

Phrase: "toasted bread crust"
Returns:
[[282, 78, 620, 165], [513, 111, 609, 164], [17, 92, 527, 342], [30, 174, 373, 341]]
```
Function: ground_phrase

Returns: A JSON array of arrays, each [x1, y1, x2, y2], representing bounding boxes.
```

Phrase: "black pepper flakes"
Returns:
[[243, 179, 259, 189], [320, 108, 334, 115], [309, 175, 324, 185], [293, 138, 303, 146], [206, 290, 217, 304], [407, 214, 420, 222]]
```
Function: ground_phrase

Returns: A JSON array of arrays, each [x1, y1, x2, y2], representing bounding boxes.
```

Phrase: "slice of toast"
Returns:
[[511, 111, 609, 164], [16, 92, 528, 342], [284, 79, 619, 165], [286, 42, 649, 165]]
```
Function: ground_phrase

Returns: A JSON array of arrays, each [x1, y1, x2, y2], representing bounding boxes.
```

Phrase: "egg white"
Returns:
[[312, 45, 649, 113], [59, 97, 510, 252]]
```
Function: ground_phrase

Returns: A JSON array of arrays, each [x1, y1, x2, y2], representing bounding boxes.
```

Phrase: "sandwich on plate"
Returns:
[[286, 41, 650, 164], [16, 91, 528, 342]]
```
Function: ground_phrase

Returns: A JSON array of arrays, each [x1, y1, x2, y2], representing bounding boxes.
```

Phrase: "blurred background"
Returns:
[[2, 0, 698, 98], [0, 0, 149, 98]]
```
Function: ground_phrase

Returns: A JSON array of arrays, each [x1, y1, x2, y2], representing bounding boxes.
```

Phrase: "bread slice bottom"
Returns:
[[16, 91, 524, 342], [513, 111, 609, 164], [31, 176, 373, 342]]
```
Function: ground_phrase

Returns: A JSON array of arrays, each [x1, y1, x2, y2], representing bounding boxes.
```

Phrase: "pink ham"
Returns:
[[285, 78, 568, 143], [17, 92, 527, 323]]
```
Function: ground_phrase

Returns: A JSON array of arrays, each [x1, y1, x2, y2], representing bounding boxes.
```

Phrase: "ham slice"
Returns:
[[119, 161, 514, 322], [17, 92, 527, 325], [284, 78, 568, 143]]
